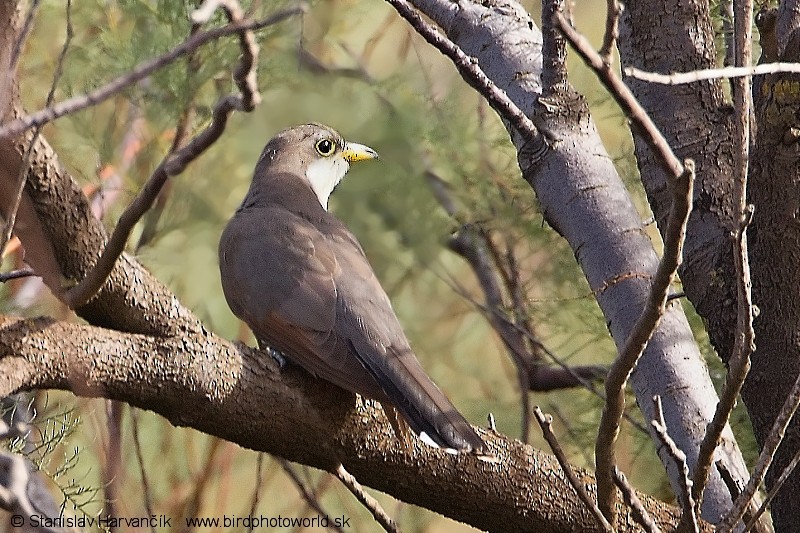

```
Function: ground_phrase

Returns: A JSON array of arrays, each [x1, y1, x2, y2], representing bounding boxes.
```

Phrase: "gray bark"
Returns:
[[410, 0, 749, 522]]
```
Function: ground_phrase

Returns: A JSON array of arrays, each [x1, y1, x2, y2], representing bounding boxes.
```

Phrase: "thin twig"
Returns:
[[624, 62, 800, 84], [613, 468, 662, 533], [715, 460, 744, 502], [743, 446, 800, 532], [718, 371, 800, 531], [720, 0, 735, 68], [554, 13, 683, 178], [278, 459, 343, 533], [533, 407, 612, 532], [387, 0, 548, 162], [599, 0, 621, 63], [593, 160, 694, 523], [9, 0, 40, 73], [334, 464, 401, 533], [103, 401, 123, 528], [690, 0, 755, 513], [62, 4, 296, 308], [0, 0, 73, 261], [130, 410, 156, 533], [715, 460, 760, 530], [0, 7, 305, 140], [247, 453, 265, 533], [651, 396, 698, 532]]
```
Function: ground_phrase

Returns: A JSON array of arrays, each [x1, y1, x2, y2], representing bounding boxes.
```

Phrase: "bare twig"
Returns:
[[554, 13, 683, 178], [62, 4, 300, 309], [130, 410, 156, 533], [0, 0, 72, 262], [624, 62, 800, 84], [9, 0, 39, 74], [0, 7, 305, 140], [278, 459, 343, 533], [103, 400, 123, 528], [247, 453, 266, 533], [599, 0, 621, 63], [718, 371, 800, 531], [689, 215, 756, 510], [533, 407, 612, 532], [691, 0, 755, 514], [720, 0, 735, 68], [335, 464, 401, 533], [715, 460, 761, 530], [613, 468, 662, 533], [387, 0, 548, 162], [651, 396, 698, 532], [743, 446, 800, 532], [593, 160, 694, 523], [715, 460, 744, 502]]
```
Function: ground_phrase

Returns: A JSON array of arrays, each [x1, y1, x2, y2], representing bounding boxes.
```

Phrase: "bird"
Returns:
[[218, 123, 487, 454]]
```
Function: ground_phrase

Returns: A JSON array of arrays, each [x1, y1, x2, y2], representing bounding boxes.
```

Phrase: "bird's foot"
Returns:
[[266, 347, 288, 368]]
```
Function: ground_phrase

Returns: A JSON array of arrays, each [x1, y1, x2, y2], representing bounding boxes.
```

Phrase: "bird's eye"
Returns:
[[315, 138, 336, 156]]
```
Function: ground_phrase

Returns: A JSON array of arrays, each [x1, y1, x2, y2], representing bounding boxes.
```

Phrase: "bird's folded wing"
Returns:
[[219, 206, 387, 399]]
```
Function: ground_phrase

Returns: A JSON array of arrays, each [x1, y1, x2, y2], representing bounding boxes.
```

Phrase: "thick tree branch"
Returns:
[[404, 1, 748, 522], [0, 316, 701, 533], [552, 12, 702, 525]]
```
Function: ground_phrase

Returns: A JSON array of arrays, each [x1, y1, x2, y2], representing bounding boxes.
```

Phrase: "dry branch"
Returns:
[[652, 396, 698, 531], [388, 0, 548, 162], [719, 371, 800, 531], [62, 1, 274, 308], [534, 407, 611, 532], [553, 12, 696, 524], [0, 7, 305, 140]]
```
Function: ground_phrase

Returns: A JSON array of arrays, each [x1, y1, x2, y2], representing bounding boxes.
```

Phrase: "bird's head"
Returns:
[[256, 123, 379, 210]]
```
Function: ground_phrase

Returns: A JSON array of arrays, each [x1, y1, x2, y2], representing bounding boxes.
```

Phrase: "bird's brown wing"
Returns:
[[220, 204, 485, 452], [219, 205, 387, 400], [328, 231, 486, 451]]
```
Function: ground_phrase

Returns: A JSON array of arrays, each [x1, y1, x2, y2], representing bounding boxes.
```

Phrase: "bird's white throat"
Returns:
[[306, 157, 350, 210]]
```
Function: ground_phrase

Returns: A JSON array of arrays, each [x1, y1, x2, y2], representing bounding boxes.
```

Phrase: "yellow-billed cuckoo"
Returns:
[[219, 123, 486, 453]]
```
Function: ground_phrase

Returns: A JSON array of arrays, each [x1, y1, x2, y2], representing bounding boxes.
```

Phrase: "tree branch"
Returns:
[[62, 0, 272, 309], [387, 0, 549, 162], [534, 406, 611, 532], [718, 371, 800, 532], [0, 315, 705, 532], [0, 7, 305, 140]]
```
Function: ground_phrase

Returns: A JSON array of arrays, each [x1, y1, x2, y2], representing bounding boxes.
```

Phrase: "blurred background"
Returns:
[[1, 0, 756, 530]]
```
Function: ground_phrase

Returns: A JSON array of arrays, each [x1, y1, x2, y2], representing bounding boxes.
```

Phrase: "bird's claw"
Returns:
[[266, 347, 288, 368]]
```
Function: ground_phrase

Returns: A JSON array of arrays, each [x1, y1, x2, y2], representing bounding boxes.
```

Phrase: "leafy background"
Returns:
[[2, 0, 757, 530]]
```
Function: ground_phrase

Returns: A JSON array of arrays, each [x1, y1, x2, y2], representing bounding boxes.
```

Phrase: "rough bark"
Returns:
[[745, 3, 800, 528], [619, 0, 800, 528], [0, 316, 705, 533], [410, 0, 747, 522]]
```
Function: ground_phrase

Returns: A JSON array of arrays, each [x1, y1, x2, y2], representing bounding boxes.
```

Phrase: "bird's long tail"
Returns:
[[351, 342, 489, 455]]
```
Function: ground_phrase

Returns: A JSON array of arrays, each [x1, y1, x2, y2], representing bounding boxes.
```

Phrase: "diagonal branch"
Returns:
[[534, 406, 612, 532], [552, 12, 695, 524], [61, 3, 284, 308], [386, 0, 548, 162], [0, 7, 305, 140], [718, 371, 800, 532]]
